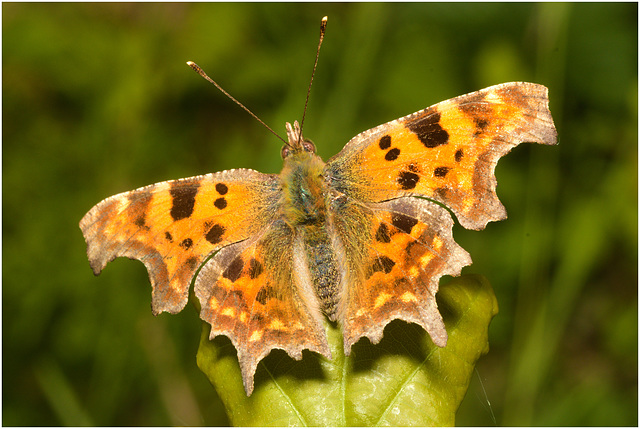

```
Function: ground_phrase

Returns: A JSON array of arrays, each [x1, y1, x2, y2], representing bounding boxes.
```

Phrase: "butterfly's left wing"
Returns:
[[195, 218, 330, 395], [325, 82, 557, 351]]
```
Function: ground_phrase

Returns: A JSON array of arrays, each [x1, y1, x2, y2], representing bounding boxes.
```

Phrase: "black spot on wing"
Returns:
[[368, 256, 395, 278], [406, 110, 449, 148], [397, 171, 420, 190], [474, 117, 489, 133], [248, 258, 264, 279], [255, 283, 274, 305], [215, 183, 228, 195], [379, 135, 392, 150], [185, 256, 198, 270], [170, 182, 200, 221], [214, 197, 227, 210], [391, 213, 418, 234], [222, 256, 243, 282], [205, 223, 225, 244], [255, 287, 268, 305], [375, 223, 391, 243], [385, 148, 400, 161], [434, 166, 450, 177]]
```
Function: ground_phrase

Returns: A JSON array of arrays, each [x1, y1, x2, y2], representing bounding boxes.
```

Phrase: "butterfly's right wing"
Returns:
[[80, 168, 281, 315], [324, 82, 556, 352], [326, 82, 557, 230]]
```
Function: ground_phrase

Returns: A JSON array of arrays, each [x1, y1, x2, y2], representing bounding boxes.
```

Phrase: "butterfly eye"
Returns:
[[303, 139, 316, 153], [281, 140, 315, 158]]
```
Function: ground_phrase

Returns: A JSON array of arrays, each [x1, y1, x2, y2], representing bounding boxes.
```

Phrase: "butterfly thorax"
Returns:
[[280, 150, 327, 227]]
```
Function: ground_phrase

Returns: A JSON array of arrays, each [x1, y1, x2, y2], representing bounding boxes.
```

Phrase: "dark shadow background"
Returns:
[[3, 3, 637, 426]]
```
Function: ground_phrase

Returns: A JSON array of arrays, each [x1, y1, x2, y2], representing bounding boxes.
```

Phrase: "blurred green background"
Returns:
[[3, 3, 637, 426]]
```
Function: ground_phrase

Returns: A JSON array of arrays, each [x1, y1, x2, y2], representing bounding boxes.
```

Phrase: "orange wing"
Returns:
[[326, 82, 557, 350], [195, 218, 330, 395], [326, 82, 558, 230], [331, 197, 471, 352], [79, 169, 280, 315]]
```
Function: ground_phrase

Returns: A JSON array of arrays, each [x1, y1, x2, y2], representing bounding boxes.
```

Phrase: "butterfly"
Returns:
[[79, 17, 557, 395]]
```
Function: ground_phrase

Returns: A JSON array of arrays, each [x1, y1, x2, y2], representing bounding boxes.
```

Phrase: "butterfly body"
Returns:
[[80, 81, 557, 395], [280, 137, 326, 228]]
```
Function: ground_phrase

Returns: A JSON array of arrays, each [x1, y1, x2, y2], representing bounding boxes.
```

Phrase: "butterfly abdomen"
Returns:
[[303, 226, 341, 320]]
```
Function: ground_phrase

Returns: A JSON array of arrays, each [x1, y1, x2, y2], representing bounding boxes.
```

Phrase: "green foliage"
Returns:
[[3, 3, 637, 426], [197, 275, 497, 426]]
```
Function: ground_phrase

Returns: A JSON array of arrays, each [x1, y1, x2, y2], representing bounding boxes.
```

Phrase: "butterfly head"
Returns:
[[282, 121, 317, 159]]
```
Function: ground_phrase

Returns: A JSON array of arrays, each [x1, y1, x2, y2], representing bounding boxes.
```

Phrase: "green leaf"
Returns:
[[197, 274, 498, 426]]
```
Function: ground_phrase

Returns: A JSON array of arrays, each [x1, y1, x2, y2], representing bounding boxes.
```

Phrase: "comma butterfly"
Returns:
[[80, 17, 557, 395]]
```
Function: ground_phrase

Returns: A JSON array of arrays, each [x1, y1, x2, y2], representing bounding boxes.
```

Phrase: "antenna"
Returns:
[[186, 61, 287, 145], [298, 16, 328, 144], [186, 15, 328, 148]]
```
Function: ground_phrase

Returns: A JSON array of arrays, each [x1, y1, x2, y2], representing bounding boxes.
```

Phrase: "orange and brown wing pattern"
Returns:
[[326, 82, 558, 230], [335, 197, 472, 352], [79, 169, 280, 315], [195, 219, 330, 395]]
